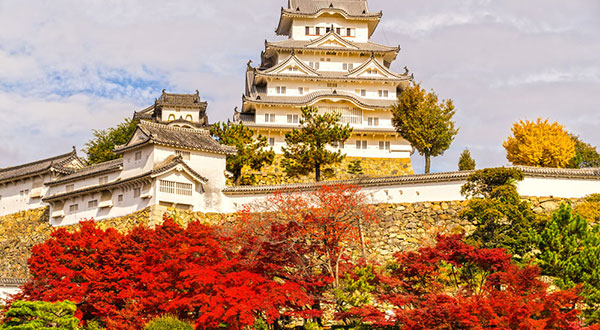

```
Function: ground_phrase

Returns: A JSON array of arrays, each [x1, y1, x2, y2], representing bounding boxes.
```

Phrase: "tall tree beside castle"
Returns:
[[210, 122, 275, 185], [568, 135, 600, 168], [503, 118, 575, 168], [391, 83, 458, 173], [239, 0, 414, 178], [282, 107, 352, 181]]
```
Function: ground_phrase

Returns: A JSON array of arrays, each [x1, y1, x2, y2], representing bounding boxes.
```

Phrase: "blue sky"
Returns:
[[1, 0, 599, 173]]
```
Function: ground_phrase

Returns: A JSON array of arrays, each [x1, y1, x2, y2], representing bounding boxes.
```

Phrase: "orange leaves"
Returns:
[[503, 118, 576, 168]]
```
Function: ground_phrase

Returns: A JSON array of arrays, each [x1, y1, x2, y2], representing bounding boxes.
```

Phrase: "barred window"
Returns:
[[69, 204, 78, 212], [160, 180, 193, 196], [88, 200, 98, 208], [320, 107, 363, 124]]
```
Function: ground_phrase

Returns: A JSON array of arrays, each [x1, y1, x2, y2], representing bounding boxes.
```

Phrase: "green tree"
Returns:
[[533, 204, 600, 323], [347, 160, 364, 176], [210, 122, 274, 185], [568, 135, 600, 168], [460, 168, 540, 260], [391, 83, 458, 173], [458, 148, 476, 171], [144, 315, 193, 330], [1, 300, 80, 330], [281, 107, 352, 181], [83, 118, 138, 165]]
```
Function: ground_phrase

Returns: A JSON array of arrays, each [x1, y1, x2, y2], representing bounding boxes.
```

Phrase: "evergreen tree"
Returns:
[[460, 168, 540, 260], [83, 118, 138, 165], [210, 122, 274, 185], [281, 107, 352, 181], [347, 160, 364, 176], [391, 83, 458, 173], [503, 118, 575, 168], [533, 204, 600, 323], [568, 135, 600, 168], [458, 148, 476, 171]]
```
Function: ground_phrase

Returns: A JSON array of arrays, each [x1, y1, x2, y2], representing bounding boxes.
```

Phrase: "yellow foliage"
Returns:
[[503, 118, 575, 168], [574, 201, 600, 224]]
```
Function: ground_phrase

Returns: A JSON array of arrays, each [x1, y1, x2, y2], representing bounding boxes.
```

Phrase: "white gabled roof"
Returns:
[[347, 56, 405, 79], [306, 31, 360, 50], [261, 52, 319, 76]]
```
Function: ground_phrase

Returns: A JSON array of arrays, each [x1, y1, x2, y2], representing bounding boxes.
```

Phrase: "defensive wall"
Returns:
[[1, 166, 599, 301]]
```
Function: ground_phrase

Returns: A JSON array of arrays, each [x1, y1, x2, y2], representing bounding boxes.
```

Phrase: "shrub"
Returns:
[[1, 300, 80, 330], [144, 315, 193, 330]]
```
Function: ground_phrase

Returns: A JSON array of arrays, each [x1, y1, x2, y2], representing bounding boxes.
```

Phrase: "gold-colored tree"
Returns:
[[503, 118, 575, 168]]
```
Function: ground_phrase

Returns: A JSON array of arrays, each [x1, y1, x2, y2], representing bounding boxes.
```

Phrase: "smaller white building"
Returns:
[[43, 121, 235, 226], [0, 149, 84, 217]]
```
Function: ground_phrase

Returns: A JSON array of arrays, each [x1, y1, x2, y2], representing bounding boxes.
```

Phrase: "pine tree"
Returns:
[[568, 134, 600, 168], [391, 83, 458, 173], [533, 204, 600, 322], [458, 148, 476, 171], [347, 160, 364, 176], [210, 122, 274, 185], [282, 107, 352, 181]]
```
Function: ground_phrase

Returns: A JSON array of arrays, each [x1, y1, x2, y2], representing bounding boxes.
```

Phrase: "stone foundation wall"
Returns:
[[0, 195, 585, 280], [239, 155, 414, 185]]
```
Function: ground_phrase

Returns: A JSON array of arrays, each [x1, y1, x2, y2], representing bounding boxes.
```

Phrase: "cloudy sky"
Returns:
[[1, 0, 599, 173]]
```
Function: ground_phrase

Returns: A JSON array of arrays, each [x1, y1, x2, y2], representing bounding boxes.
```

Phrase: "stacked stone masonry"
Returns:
[[242, 155, 414, 185], [0, 196, 585, 281]]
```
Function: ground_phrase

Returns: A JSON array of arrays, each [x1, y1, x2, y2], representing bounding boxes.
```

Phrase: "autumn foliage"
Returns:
[[503, 118, 576, 168], [5, 185, 597, 329], [341, 234, 597, 330]]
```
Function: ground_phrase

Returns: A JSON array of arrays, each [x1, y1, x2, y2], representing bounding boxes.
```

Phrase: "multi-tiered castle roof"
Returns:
[[240, 0, 413, 161]]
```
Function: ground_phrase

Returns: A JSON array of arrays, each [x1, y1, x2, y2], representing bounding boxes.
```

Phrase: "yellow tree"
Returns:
[[503, 118, 575, 167]]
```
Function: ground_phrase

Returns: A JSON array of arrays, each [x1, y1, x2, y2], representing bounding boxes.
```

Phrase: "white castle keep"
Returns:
[[239, 0, 413, 159]]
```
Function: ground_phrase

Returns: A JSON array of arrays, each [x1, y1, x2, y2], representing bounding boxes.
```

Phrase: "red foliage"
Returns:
[[344, 234, 598, 330], [18, 218, 311, 329]]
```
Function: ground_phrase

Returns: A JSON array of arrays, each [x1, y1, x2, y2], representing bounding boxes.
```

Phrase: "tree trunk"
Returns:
[[315, 163, 321, 181], [425, 154, 431, 174]]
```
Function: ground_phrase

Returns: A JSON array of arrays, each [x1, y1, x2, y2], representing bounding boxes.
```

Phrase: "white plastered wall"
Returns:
[[0, 174, 50, 216]]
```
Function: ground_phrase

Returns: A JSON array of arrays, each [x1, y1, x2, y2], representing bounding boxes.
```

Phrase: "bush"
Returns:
[[1, 300, 80, 330], [144, 315, 193, 330]]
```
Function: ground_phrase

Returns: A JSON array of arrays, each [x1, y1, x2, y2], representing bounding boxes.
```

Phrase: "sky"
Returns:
[[0, 0, 599, 174]]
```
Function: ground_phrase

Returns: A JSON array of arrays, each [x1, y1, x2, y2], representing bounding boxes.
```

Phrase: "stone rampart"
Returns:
[[0, 196, 587, 283]]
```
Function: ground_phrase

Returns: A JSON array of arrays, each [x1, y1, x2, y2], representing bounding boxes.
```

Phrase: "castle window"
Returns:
[[69, 204, 78, 212], [327, 83, 338, 88], [315, 27, 321, 35], [287, 114, 299, 124], [269, 138, 275, 146], [309, 62, 320, 70], [276, 86, 286, 94], [378, 90, 389, 98], [66, 184, 74, 193], [378, 141, 391, 150], [288, 66, 298, 72], [134, 151, 142, 161], [175, 150, 191, 160], [133, 187, 141, 198], [343, 63, 354, 71], [356, 140, 368, 150], [168, 114, 176, 121], [305, 26, 310, 35], [368, 117, 379, 126], [264, 113, 276, 123], [88, 200, 98, 208], [118, 194, 123, 202], [358, 89, 366, 97], [185, 114, 193, 121], [99, 176, 109, 185], [160, 180, 192, 196], [326, 27, 331, 33], [298, 87, 304, 95], [347, 28, 351, 36], [336, 27, 341, 35]]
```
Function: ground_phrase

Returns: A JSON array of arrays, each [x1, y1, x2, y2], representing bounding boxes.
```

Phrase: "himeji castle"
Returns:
[[239, 0, 414, 175]]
